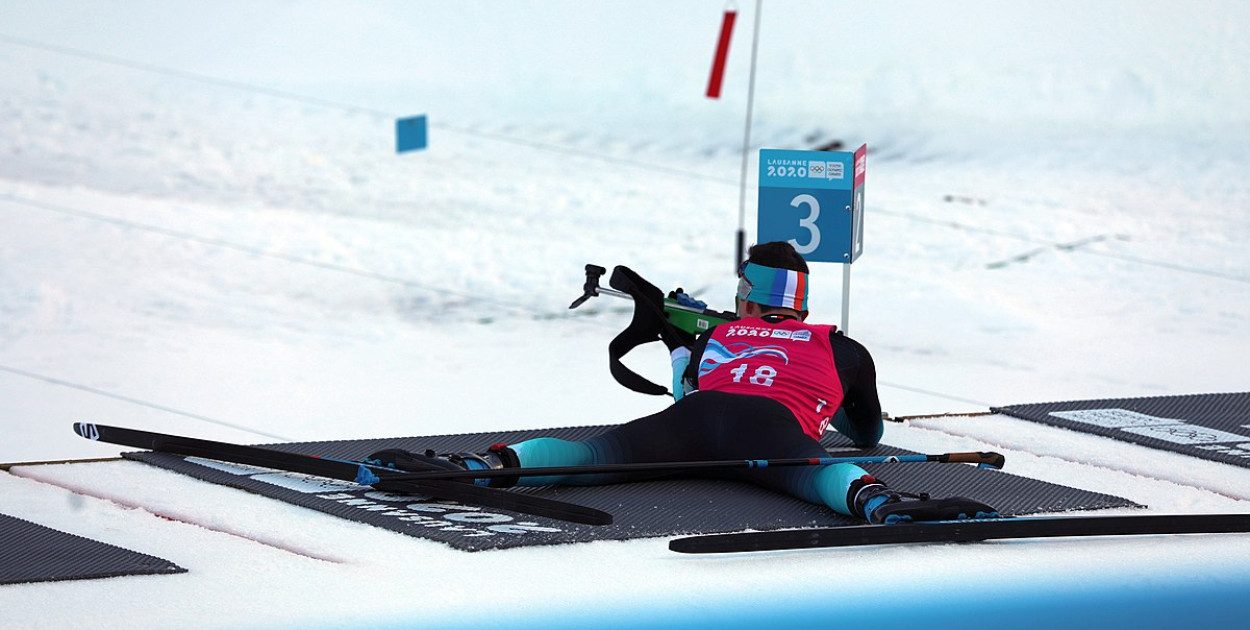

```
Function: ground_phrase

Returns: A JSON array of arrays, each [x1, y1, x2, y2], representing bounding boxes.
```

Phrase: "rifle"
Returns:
[[568, 264, 736, 395], [569, 264, 737, 336]]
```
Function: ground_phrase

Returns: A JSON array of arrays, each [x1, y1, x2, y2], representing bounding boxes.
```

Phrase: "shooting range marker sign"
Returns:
[[757, 145, 866, 264]]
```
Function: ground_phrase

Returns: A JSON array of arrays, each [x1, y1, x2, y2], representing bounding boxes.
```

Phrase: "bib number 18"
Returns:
[[730, 364, 777, 387]]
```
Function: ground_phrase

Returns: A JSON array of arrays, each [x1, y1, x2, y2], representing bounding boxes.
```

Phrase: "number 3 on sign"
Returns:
[[788, 194, 820, 255]]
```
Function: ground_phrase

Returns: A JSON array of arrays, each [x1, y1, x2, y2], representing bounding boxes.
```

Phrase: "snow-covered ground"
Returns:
[[6, 418, 1250, 630], [2, 1, 1249, 628]]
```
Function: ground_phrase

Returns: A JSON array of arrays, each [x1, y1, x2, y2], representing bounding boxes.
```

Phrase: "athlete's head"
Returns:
[[736, 241, 810, 320]]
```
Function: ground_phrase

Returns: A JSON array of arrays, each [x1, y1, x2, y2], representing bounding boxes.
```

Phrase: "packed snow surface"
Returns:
[[1, 1, 1249, 628]]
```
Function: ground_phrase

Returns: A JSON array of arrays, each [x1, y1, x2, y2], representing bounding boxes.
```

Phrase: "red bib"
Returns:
[[697, 317, 844, 440]]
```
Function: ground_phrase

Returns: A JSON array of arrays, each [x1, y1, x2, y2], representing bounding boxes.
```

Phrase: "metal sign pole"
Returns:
[[735, 0, 763, 271], [841, 263, 851, 334]]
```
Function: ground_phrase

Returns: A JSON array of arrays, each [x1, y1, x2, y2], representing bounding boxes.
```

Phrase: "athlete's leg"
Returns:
[[506, 394, 711, 486], [681, 393, 879, 518]]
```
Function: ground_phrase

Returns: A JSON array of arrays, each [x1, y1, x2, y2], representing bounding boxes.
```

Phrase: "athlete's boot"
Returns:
[[848, 474, 998, 524], [366, 444, 521, 488]]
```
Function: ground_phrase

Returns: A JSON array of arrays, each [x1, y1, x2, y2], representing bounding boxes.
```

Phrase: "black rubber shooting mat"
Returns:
[[125, 425, 1137, 551], [0, 513, 185, 585], [994, 392, 1250, 469]]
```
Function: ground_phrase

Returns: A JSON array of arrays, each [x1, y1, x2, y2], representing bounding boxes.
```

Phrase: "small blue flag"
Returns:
[[396, 115, 427, 153]]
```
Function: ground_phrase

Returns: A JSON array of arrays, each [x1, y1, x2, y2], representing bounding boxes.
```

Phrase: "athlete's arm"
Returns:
[[830, 332, 884, 447]]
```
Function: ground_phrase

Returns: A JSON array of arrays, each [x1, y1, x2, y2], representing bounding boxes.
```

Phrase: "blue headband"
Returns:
[[737, 262, 809, 310]]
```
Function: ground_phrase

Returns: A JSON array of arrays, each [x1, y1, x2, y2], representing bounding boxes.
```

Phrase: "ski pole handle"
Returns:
[[938, 452, 1006, 469]]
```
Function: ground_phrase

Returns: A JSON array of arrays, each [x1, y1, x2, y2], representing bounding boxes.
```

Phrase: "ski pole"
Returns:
[[377, 451, 1006, 483]]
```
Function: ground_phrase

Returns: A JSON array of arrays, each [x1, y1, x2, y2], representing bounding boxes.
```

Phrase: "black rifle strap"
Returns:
[[606, 266, 676, 396]]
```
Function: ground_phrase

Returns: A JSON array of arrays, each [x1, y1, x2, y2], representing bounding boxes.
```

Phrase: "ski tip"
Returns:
[[73, 422, 100, 440]]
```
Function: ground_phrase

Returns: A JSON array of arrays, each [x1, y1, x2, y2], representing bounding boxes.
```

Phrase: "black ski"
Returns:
[[669, 513, 1250, 553], [72, 422, 612, 526]]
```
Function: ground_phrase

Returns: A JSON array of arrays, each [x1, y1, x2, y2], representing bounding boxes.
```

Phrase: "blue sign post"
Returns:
[[758, 145, 866, 331]]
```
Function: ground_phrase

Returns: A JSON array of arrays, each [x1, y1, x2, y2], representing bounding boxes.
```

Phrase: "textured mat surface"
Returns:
[[0, 513, 185, 585], [995, 392, 1250, 468], [126, 425, 1137, 551]]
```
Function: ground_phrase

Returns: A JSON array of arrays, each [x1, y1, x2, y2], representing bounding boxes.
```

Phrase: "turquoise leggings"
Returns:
[[507, 391, 874, 517]]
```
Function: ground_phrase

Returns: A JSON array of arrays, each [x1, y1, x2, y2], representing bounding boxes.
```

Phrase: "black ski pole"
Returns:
[[374, 451, 1006, 484]]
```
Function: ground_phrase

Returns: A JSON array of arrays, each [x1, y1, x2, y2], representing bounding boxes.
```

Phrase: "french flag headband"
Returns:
[[736, 262, 809, 311]]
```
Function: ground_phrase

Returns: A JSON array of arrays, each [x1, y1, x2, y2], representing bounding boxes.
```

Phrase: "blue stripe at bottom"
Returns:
[[454, 573, 1250, 630]]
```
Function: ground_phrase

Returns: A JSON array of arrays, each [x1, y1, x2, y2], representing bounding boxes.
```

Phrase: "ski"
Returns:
[[72, 423, 612, 526], [668, 513, 1250, 553]]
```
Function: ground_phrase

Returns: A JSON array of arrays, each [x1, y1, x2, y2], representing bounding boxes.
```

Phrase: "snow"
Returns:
[[1, 1, 1249, 628]]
